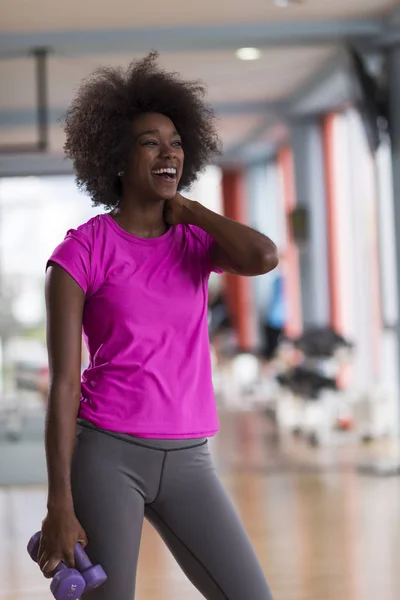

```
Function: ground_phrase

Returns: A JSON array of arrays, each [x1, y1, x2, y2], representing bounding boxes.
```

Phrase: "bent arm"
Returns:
[[45, 263, 85, 512], [183, 200, 279, 276]]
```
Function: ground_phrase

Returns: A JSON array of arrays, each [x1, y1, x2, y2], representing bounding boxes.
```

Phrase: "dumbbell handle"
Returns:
[[50, 547, 89, 577], [51, 560, 68, 576], [74, 542, 93, 573]]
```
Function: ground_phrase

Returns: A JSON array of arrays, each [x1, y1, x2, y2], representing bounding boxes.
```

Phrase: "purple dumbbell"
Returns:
[[27, 532, 85, 600], [28, 531, 107, 597], [73, 539, 107, 591]]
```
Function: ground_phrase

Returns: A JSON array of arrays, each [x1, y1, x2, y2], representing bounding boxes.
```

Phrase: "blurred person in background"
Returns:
[[262, 270, 286, 365], [208, 288, 231, 366], [38, 53, 278, 599]]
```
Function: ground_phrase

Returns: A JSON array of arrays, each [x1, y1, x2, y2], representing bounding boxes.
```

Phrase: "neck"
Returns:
[[112, 192, 168, 238]]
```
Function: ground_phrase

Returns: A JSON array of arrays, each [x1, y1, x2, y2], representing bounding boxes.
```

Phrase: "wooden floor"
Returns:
[[1, 411, 400, 600]]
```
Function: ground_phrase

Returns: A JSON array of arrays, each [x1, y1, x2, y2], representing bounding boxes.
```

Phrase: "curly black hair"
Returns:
[[64, 52, 222, 209]]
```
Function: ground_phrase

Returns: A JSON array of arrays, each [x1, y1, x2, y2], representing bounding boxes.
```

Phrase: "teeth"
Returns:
[[152, 168, 177, 175]]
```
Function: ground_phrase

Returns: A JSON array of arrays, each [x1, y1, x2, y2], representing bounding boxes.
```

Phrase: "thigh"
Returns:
[[71, 427, 145, 600], [146, 443, 274, 600]]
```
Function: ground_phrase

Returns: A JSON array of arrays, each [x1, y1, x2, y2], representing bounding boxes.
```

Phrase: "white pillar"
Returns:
[[291, 119, 330, 327]]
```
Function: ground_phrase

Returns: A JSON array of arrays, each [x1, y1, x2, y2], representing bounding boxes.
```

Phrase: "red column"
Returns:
[[220, 170, 256, 352]]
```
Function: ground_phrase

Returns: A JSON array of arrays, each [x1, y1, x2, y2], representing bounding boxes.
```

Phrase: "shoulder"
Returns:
[[68, 213, 107, 239], [63, 213, 108, 249], [174, 224, 218, 275], [49, 214, 108, 264], [48, 214, 109, 295], [179, 224, 213, 250]]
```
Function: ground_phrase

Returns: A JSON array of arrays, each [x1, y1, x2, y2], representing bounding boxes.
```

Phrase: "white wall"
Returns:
[[332, 110, 399, 434]]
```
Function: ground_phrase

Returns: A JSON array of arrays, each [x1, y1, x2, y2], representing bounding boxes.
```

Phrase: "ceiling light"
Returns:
[[235, 47, 262, 61], [274, 0, 305, 6]]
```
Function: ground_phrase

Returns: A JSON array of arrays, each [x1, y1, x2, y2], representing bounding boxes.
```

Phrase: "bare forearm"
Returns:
[[184, 200, 278, 274], [45, 383, 80, 512]]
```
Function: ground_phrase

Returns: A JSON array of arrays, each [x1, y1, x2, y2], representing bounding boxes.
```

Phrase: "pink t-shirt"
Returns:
[[48, 213, 222, 439]]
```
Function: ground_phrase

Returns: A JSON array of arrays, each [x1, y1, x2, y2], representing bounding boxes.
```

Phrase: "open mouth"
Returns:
[[152, 167, 177, 182]]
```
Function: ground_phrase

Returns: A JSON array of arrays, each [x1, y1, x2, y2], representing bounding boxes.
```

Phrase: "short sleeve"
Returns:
[[46, 228, 92, 294], [187, 225, 223, 275]]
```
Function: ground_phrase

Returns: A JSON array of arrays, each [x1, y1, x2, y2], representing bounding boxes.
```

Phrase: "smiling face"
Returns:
[[125, 112, 184, 201]]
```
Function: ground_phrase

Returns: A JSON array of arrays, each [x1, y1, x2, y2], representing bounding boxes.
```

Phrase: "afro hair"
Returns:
[[64, 51, 222, 209]]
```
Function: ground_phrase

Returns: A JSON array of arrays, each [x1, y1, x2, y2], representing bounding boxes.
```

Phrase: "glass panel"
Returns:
[[0, 175, 101, 484]]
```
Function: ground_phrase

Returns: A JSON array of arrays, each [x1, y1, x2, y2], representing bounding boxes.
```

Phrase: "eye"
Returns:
[[143, 140, 157, 146], [173, 140, 183, 147]]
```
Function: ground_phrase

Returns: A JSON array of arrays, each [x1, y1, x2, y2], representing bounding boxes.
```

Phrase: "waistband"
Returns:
[[77, 419, 207, 451]]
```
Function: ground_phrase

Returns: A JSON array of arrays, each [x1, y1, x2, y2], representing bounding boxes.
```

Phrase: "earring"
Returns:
[[118, 171, 124, 177]]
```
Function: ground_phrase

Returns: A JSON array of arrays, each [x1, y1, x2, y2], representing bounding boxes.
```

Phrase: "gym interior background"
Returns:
[[1, 1, 400, 599]]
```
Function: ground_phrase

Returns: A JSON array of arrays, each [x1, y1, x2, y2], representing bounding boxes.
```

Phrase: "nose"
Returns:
[[159, 141, 176, 158]]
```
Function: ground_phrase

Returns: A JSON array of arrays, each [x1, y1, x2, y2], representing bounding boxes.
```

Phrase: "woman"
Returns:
[[38, 52, 278, 599]]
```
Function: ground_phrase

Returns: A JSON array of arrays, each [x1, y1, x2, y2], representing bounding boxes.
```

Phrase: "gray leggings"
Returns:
[[71, 422, 274, 599]]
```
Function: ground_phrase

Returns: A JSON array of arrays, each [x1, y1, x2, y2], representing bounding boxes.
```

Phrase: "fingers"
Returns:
[[36, 516, 88, 578], [37, 544, 50, 572], [38, 546, 61, 578], [38, 544, 76, 576], [42, 556, 62, 579], [78, 530, 89, 548], [63, 550, 76, 569]]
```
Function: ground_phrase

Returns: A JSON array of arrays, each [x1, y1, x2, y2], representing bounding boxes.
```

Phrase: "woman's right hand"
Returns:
[[38, 508, 88, 578]]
